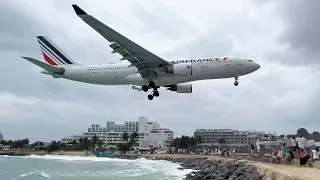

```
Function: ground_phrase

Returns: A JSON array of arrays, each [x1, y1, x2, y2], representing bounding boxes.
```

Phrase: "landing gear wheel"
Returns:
[[148, 94, 154, 100], [148, 81, 156, 89], [153, 90, 159, 97], [142, 85, 148, 92], [234, 81, 239, 86]]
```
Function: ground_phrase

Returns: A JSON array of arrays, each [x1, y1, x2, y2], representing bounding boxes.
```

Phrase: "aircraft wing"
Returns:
[[72, 5, 169, 78]]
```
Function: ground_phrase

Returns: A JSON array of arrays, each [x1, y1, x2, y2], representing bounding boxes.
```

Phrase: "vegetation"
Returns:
[[217, 138, 226, 144], [170, 135, 202, 150], [117, 131, 139, 153], [0, 138, 30, 149], [2, 127, 319, 153]]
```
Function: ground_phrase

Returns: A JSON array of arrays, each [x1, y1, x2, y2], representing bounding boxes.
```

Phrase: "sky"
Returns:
[[1, 0, 319, 142]]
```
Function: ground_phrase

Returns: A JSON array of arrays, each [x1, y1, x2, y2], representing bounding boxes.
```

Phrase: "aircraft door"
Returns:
[[235, 59, 243, 74], [82, 67, 88, 75]]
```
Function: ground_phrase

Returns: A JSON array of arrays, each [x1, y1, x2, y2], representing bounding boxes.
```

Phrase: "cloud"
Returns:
[[1, 0, 320, 142]]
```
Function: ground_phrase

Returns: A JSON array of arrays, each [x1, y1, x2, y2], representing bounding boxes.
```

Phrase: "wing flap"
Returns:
[[22, 57, 65, 74]]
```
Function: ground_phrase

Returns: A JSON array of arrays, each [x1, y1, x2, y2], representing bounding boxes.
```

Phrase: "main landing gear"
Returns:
[[142, 81, 159, 100], [234, 76, 239, 86]]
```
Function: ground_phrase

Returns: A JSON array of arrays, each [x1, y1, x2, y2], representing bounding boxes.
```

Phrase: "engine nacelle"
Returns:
[[166, 83, 192, 93], [166, 63, 192, 76]]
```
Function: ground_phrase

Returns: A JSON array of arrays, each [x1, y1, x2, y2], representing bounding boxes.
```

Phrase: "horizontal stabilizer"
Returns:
[[22, 57, 65, 74]]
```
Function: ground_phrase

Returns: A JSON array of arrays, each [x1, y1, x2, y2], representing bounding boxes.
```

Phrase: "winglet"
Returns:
[[72, 5, 87, 15]]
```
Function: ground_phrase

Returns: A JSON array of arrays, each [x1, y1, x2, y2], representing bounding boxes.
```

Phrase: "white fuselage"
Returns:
[[49, 58, 260, 86]]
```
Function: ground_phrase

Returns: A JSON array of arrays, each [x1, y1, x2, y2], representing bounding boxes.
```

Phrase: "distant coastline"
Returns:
[[0, 150, 47, 156]]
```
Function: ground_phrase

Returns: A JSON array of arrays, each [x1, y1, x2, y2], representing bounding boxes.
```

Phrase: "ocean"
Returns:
[[0, 155, 193, 180]]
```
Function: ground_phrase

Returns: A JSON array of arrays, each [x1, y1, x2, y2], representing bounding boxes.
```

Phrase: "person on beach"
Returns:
[[284, 146, 294, 165], [299, 147, 313, 168], [311, 147, 319, 162], [271, 148, 280, 164], [250, 143, 255, 157], [291, 137, 298, 158], [296, 134, 307, 158], [256, 139, 261, 158]]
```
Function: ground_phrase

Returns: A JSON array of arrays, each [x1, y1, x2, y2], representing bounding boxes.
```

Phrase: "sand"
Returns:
[[140, 154, 320, 180], [49, 150, 91, 156]]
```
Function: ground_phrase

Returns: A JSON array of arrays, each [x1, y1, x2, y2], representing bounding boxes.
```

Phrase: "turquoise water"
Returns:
[[0, 155, 192, 180]]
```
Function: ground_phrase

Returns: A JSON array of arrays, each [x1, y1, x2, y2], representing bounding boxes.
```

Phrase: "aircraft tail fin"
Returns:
[[21, 57, 65, 74], [36, 36, 81, 66]]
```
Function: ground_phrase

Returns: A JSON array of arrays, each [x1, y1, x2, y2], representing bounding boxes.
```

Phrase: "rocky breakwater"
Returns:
[[151, 157, 266, 180]]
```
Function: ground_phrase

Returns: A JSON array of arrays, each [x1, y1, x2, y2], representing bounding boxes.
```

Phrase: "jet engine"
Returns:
[[166, 63, 192, 76], [166, 83, 192, 93]]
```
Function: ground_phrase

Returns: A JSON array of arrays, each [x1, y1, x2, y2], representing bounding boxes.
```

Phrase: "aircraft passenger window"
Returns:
[[248, 60, 253, 62]]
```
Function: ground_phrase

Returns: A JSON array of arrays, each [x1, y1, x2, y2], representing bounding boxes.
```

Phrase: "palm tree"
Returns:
[[129, 132, 139, 147], [218, 138, 226, 144], [122, 132, 129, 142], [195, 136, 202, 145], [97, 139, 103, 150]]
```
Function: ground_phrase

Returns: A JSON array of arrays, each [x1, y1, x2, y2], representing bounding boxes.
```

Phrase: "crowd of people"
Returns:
[[211, 148, 236, 156], [270, 135, 319, 168]]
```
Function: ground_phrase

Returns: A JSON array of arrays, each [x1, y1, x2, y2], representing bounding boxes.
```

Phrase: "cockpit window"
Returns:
[[248, 60, 253, 62]]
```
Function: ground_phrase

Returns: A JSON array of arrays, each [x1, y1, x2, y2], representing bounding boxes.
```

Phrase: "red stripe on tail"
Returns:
[[42, 52, 57, 65]]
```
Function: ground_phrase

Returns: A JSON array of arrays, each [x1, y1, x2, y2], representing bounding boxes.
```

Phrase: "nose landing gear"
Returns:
[[234, 76, 239, 86]]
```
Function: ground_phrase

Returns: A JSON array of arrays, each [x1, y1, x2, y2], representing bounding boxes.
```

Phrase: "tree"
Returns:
[[47, 141, 60, 152], [97, 139, 103, 150], [79, 137, 90, 150], [170, 135, 202, 151], [297, 128, 309, 137], [217, 138, 226, 144], [195, 136, 202, 145], [92, 135, 98, 144], [312, 131, 320, 136], [117, 143, 130, 154], [122, 132, 129, 142], [128, 132, 139, 149]]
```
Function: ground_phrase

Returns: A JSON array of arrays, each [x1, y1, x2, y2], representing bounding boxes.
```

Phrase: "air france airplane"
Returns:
[[21, 5, 261, 100]]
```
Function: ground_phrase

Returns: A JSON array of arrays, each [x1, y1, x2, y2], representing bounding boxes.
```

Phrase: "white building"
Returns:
[[61, 116, 171, 146], [194, 129, 274, 146], [139, 128, 174, 149]]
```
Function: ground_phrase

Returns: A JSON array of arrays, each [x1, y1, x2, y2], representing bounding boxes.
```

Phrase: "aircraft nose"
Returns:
[[255, 63, 261, 70]]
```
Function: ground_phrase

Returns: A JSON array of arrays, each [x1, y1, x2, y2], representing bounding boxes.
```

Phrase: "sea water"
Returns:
[[0, 155, 193, 180]]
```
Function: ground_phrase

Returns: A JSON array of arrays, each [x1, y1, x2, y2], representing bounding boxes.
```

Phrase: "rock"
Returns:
[[203, 173, 213, 179], [145, 155, 266, 180]]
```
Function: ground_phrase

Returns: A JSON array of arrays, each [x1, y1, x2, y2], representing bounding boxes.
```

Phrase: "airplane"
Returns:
[[21, 4, 261, 101]]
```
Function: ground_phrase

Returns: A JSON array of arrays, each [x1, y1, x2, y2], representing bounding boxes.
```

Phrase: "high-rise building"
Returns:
[[61, 116, 171, 147], [0, 132, 3, 142], [139, 128, 174, 149], [194, 129, 272, 146]]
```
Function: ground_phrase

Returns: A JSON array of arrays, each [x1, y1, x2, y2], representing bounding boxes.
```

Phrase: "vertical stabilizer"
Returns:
[[36, 36, 81, 66]]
